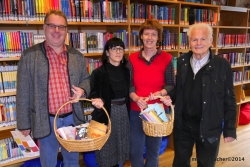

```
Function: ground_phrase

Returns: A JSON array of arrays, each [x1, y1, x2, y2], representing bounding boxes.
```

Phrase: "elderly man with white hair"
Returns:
[[168, 23, 237, 167]]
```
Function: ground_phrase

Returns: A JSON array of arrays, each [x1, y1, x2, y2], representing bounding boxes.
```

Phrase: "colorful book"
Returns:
[[10, 131, 39, 157]]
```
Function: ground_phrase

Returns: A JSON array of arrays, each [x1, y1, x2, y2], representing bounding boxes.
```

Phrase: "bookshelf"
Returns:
[[0, 0, 249, 166]]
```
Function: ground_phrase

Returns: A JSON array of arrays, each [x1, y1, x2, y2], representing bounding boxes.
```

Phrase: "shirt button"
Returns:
[[204, 102, 206, 104], [203, 84, 205, 86]]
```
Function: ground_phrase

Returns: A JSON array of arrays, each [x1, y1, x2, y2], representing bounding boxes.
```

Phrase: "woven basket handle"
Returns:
[[53, 98, 111, 137], [141, 96, 174, 122]]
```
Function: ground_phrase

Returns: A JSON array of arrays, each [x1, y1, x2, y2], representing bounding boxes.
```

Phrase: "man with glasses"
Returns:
[[16, 10, 90, 167]]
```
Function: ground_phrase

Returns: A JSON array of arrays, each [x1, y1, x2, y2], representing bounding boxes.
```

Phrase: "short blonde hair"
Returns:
[[187, 23, 213, 40], [44, 10, 68, 26]]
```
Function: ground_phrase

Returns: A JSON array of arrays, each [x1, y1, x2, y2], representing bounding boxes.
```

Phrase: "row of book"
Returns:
[[0, 31, 34, 55], [232, 71, 242, 84], [0, 71, 17, 93], [231, 70, 250, 84], [0, 31, 129, 57], [86, 58, 102, 75], [161, 31, 178, 50], [245, 52, 250, 65], [0, 0, 128, 22], [0, 0, 61, 21], [130, 4, 175, 24], [0, 63, 18, 93], [65, 31, 129, 54], [218, 52, 245, 67], [217, 33, 247, 48], [179, 32, 189, 50], [0, 137, 24, 164], [61, 0, 128, 23], [180, 8, 217, 26], [0, 62, 18, 72], [243, 70, 250, 82], [3, 31, 250, 59], [0, 96, 16, 127]]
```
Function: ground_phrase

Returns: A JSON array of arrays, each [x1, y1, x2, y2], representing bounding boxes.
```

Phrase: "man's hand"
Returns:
[[70, 85, 84, 103], [160, 96, 172, 106], [224, 137, 235, 143], [20, 130, 31, 137]]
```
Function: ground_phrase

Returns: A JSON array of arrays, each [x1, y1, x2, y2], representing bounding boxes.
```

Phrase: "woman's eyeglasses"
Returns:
[[110, 47, 124, 53]]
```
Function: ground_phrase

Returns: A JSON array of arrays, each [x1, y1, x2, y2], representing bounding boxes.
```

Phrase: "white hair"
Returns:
[[187, 23, 213, 40]]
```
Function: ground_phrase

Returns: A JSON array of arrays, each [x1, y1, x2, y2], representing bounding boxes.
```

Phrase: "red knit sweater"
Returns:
[[129, 50, 172, 111]]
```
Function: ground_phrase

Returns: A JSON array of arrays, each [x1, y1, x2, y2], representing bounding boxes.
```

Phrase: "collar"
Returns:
[[191, 52, 210, 68], [180, 48, 214, 66], [44, 41, 67, 54], [192, 52, 210, 64], [139, 47, 162, 65]]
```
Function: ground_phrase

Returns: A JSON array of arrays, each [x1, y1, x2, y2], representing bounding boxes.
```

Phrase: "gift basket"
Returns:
[[140, 96, 174, 137], [53, 98, 111, 152]]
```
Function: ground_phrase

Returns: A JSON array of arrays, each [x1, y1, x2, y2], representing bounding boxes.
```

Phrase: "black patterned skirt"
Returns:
[[96, 98, 130, 167]]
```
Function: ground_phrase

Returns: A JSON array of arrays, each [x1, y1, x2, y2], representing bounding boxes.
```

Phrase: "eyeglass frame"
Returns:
[[109, 47, 124, 53], [45, 23, 67, 31]]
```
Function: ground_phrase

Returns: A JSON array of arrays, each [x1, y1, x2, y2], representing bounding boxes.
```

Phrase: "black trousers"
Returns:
[[111, 165, 119, 167], [173, 120, 220, 167]]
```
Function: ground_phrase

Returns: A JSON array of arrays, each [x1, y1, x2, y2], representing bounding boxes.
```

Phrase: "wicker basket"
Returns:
[[53, 98, 111, 152], [141, 96, 174, 137]]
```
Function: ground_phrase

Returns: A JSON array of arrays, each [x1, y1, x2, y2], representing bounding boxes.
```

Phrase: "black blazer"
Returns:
[[88, 63, 130, 125]]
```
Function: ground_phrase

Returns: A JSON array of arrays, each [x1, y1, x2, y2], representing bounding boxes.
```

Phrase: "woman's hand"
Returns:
[[69, 85, 84, 103], [160, 96, 172, 106], [92, 98, 104, 109], [148, 90, 165, 101], [135, 96, 148, 109]]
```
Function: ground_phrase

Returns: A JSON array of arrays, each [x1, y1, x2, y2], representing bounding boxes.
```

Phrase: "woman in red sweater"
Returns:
[[128, 19, 175, 167]]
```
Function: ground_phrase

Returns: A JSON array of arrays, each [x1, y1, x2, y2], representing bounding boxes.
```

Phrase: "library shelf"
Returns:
[[0, 125, 16, 131], [240, 96, 250, 104], [0, 92, 16, 97], [0, 57, 20, 61]]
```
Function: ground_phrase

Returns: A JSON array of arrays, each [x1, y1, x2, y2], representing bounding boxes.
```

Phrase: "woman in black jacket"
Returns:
[[89, 37, 130, 167]]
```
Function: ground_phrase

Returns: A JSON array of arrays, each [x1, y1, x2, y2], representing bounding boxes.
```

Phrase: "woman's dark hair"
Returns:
[[101, 37, 127, 65]]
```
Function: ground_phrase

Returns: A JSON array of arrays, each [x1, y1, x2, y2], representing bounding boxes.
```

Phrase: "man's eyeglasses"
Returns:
[[45, 23, 67, 31], [110, 47, 124, 53]]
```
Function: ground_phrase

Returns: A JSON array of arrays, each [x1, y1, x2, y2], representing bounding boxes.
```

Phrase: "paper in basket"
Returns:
[[143, 103, 169, 122], [87, 120, 107, 139]]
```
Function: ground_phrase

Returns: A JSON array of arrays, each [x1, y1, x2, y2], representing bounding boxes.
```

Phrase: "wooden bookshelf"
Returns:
[[0, 125, 16, 132], [0, 0, 249, 166], [0, 92, 17, 97]]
